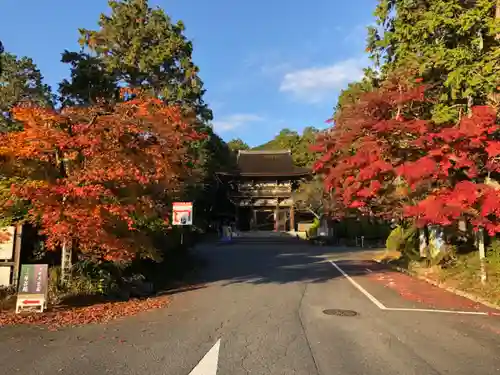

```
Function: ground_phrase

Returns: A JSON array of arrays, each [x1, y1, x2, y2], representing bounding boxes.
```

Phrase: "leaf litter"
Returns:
[[0, 296, 169, 330]]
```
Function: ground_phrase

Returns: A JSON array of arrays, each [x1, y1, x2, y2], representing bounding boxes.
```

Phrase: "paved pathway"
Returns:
[[1, 240, 500, 374]]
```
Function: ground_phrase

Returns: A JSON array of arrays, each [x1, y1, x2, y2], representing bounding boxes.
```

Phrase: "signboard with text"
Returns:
[[0, 267, 11, 287], [16, 264, 48, 313], [172, 202, 193, 226], [0, 226, 15, 260]]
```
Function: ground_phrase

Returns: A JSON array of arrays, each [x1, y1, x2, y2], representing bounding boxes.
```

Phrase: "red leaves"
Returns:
[[0, 97, 202, 261], [316, 74, 500, 231], [0, 296, 169, 330], [403, 182, 500, 234], [349, 201, 366, 208], [315, 78, 431, 217], [398, 156, 439, 186], [485, 142, 500, 158]]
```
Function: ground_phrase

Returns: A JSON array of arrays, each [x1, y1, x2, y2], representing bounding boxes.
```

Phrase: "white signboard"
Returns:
[[172, 202, 193, 226], [0, 226, 15, 260], [0, 266, 11, 287]]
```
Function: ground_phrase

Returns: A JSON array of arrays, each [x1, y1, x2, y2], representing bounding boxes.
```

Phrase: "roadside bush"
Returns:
[[71, 260, 121, 295], [43, 227, 204, 306], [386, 225, 419, 259], [386, 226, 404, 252], [48, 261, 122, 305], [486, 237, 500, 270], [307, 218, 320, 238], [0, 285, 16, 311]]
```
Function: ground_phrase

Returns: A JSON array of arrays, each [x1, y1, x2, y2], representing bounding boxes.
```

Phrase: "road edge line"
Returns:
[[329, 260, 387, 310], [385, 307, 492, 316], [373, 258, 500, 312]]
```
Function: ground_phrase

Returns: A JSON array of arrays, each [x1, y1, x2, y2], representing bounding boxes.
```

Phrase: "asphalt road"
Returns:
[[2, 238, 500, 374]]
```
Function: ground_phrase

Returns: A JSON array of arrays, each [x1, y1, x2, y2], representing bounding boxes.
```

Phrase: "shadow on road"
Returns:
[[192, 238, 389, 286]]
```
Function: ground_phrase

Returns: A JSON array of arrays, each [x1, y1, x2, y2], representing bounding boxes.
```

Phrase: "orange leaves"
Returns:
[[0, 97, 202, 261], [0, 107, 66, 161]]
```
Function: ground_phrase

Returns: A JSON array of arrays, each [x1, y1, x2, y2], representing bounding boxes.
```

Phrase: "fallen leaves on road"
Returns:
[[0, 296, 169, 330], [369, 271, 497, 312]]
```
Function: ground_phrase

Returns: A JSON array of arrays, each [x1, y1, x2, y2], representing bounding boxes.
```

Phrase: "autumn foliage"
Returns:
[[0, 295, 169, 329], [0, 91, 204, 261], [314, 75, 500, 233]]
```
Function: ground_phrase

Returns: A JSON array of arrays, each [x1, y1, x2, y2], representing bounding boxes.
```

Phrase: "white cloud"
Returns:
[[212, 114, 264, 132], [279, 58, 368, 103]]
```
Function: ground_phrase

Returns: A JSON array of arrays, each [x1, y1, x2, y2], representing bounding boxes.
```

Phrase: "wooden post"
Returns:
[[274, 199, 280, 232], [252, 208, 257, 231], [61, 241, 72, 286], [235, 205, 240, 231], [12, 224, 23, 288], [289, 204, 295, 232], [478, 228, 487, 284], [496, 0, 500, 40]]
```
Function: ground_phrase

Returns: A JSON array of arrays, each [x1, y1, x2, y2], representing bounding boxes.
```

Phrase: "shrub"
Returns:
[[386, 225, 419, 259]]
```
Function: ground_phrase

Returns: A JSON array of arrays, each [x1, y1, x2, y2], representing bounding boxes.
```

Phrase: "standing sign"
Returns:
[[16, 264, 48, 314], [0, 226, 15, 260], [0, 226, 15, 287], [172, 202, 193, 226]]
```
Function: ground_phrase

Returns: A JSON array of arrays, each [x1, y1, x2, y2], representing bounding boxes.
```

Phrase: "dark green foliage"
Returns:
[[366, 0, 500, 123], [58, 51, 119, 106], [75, 0, 212, 121], [227, 138, 250, 152], [253, 127, 320, 167], [0, 52, 53, 131]]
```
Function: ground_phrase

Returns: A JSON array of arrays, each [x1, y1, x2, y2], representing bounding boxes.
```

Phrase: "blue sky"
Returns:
[[0, 0, 376, 147]]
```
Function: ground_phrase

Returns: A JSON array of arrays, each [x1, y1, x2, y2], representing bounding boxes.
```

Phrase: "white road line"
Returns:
[[329, 261, 387, 310], [330, 260, 499, 316], [189, 339, 221, 375], [385, 307, 493, 316]]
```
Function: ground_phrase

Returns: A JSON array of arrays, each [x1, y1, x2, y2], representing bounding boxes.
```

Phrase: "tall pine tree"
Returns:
[[366, 0, 500, 123]]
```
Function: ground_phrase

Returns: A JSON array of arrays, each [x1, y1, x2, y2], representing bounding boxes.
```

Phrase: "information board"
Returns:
[[172, 202, 193, 226], [0, 226, 15, 260], [16, 264, 48, 313]]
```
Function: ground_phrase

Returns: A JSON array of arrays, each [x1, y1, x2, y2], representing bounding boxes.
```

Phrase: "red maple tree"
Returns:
[[315, 73, 500, 234], [313, 74, 429, 219], [401, 106, 500, 234], [0, 91, 204, 261]]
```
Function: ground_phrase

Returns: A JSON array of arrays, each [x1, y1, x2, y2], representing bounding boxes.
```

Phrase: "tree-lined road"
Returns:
[[2, 239, 500, 374]]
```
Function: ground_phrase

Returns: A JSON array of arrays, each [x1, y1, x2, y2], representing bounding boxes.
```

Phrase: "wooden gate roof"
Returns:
[[217, 150, 310, 178]]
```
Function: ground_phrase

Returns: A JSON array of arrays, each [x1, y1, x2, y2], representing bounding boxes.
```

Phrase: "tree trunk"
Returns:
[[497, 0, 500, 40]]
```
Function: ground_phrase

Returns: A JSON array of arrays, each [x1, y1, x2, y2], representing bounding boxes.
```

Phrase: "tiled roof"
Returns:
[[221, 150, 310, 177]]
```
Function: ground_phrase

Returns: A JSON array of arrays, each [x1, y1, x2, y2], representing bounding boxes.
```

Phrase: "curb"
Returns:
[[373, 258, 500, 311]]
